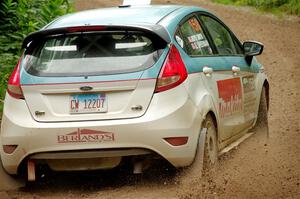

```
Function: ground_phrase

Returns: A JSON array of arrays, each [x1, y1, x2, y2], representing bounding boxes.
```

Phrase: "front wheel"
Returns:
[[254, 86, 269, 137]]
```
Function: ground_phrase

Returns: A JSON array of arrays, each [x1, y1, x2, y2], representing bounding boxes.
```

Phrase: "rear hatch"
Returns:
[[20, 26, 168, 122]]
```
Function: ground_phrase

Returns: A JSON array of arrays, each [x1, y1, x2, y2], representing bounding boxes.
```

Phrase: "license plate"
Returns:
[[70, 93, 107, 114]]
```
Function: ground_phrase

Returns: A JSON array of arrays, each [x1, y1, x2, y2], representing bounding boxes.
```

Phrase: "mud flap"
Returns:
[[197, 128, 207, 173], [187, 127, 207, 175], [0, 158, 25, 191], [177, 128, 208, 183]]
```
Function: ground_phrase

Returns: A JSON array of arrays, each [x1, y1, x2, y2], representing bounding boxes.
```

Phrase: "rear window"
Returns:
[[24, 31, 166, 77]]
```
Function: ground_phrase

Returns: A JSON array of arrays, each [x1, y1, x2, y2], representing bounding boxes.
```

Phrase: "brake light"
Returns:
[[154, 45, 187, 93], [7, 57, 24, 99], [67, 26, 106, 32]]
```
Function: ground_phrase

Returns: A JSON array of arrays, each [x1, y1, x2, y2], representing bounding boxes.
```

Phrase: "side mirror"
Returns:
[[243, 41, 264, 65], [243, 41, 264, 56]]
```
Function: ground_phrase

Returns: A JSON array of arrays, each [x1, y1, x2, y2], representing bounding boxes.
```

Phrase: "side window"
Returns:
[[200, 15, 242, 55], [175, 16, 212, 56]]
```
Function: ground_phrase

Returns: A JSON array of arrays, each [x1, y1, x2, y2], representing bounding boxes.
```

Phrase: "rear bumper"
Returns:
[[0, 85, 202, 174]]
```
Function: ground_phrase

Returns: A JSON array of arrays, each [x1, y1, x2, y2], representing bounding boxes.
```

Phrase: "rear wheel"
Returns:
[[202, 115, 218, 170], [0, 158, 25, 190], [176, 115, 218, 184], [177, 115, 218, 187]]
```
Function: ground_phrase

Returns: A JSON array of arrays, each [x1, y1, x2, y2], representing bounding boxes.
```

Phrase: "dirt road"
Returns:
[[1, 0, 300, 198]]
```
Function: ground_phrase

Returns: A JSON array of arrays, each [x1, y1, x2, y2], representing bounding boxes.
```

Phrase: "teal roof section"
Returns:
[[46, 5, 182, 29]]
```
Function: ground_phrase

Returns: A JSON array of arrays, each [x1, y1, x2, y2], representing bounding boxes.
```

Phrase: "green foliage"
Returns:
[[0, 0, 73, 113], [0, 66, 11, 111], [213, 0, 300, 15]]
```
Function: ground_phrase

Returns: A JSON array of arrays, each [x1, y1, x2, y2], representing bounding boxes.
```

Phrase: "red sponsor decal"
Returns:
[[57, 128, 114, 143], [217, 78, 243, 118]]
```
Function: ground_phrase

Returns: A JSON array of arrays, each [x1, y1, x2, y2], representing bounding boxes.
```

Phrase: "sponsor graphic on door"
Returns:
[[242, 75, 256, 120], [217, 78, 243, 118]]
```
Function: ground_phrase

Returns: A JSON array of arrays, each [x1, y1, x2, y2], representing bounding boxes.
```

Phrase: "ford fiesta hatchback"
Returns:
[[0, 4, 268, 181]]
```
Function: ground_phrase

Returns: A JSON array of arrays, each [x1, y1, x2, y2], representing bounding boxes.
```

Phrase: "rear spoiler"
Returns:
[[22, 24, 171, 49]]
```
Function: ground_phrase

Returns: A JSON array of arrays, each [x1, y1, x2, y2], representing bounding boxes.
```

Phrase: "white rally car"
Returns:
[[0, 4, 268, 181]]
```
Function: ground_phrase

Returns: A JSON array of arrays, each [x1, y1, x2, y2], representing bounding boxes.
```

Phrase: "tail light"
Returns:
[[7, 57, 24, 99], [154, 45, 187, 93]]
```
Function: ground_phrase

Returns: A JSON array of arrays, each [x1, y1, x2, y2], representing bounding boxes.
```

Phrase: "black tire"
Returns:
[[202, 115, 218, 170], [254, 86, 269, 137], [176, 115, 218, 185]]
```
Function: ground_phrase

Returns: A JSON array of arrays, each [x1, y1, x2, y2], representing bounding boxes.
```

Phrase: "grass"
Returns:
[[0, 0, 73, 116], [0, 102, 3, 115], [212, 0, 300, 16], [0, 64, 13, 117]]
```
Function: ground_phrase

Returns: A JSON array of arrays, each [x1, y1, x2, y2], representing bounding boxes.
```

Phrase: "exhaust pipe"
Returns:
[[27, 160, 36, 182], [133, 161, 143, 174], [133, 157, 152, 174]]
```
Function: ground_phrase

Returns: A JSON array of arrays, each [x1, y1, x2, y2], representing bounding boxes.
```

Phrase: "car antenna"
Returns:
[[118, 5, 131, 8], [120, 0, 151, 7]]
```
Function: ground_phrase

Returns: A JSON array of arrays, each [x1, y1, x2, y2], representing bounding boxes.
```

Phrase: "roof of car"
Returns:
[[45, 5, 206, 29]]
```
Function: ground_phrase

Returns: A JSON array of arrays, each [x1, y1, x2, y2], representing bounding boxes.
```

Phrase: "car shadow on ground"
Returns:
[[19, 160, 178, 193]]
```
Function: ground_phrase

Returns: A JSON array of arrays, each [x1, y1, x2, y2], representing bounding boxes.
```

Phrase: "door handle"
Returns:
[[232, 65, 240, 75], [203, 66, 213, 77]]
